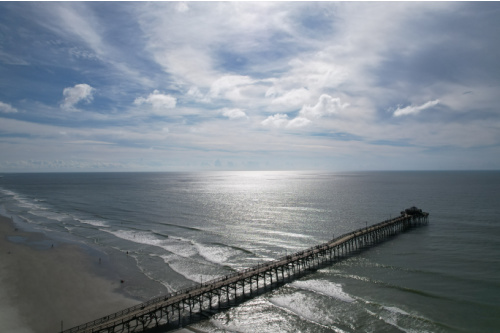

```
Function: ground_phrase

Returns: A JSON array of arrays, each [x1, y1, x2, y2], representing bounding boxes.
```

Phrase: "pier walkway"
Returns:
[[63, 207, 429, 333]]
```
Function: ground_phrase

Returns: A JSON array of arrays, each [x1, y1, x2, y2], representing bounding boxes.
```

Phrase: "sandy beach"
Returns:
[[0, 215, 138, 333]]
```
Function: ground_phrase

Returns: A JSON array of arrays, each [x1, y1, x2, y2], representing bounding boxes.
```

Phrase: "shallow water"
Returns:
[[1, 171, 499, 332]]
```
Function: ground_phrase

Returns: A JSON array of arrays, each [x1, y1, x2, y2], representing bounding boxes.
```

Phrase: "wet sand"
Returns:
[[0, 215, 138, 332]]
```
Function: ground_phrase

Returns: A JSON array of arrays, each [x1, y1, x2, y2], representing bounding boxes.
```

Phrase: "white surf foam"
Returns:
[[0, 187, 67, 223], [269, 293, 340, 330], [290, 279, 356, 303], [4, 190, 43, 211], [17, 198, 43, 211], [383, 306, 411, 316], [0, 188, 19, 198], [364, 303, 431, 333], [77, 218, 108, 228], [194, 243, 237, 265], [159, 254, 221, 285], [28, 209, 67, 222], [106, 229, 198, 258]]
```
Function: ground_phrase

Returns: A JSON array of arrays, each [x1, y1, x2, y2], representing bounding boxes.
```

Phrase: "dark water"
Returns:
[[0, 171, 499, 332]]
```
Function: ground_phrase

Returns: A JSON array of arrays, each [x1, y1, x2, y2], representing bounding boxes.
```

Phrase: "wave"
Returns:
[[103, 228, 241, 286], [113, 229, 249, 272], [0, 187, 44, 212], [195, 242, 240, 265], [290, 279, 356, 303], [76, 218, 109, 228], [212, 242, 254, 255], [105, 229, 199, 258], [0, 187, 24, 202], [0, 187, 74, 228], [101, 230, 228, 289], [383, 305, 412, 317], [272, 281, 447, 333], [28, 209, 68, 222], [159, 254, 222, 285], [365, 303, 442, 333], [324, 264, 455, 303], [320, 270, 371, 283], [152, 230, 170, 239], [269, 293, 344, 331], [354, 292, 454, 333], [126, 254, 177, 294], [157, 220, 204, 232]]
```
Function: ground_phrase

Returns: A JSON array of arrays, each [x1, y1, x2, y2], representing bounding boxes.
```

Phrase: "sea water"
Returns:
[[0, 171, 499, 332]]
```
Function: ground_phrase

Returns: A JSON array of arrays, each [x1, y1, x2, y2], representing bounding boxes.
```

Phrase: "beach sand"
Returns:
[[0, 215, 138, 332]]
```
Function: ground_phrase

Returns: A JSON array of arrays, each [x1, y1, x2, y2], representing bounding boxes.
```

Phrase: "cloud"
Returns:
[[176, 2, 189, 13], [34, 3, 156, 93], [265, 57, 349, 109], [187, 86, 204, 100], [208, 75, 255, 101], [0, 101, 18, 113], [2, 2, 500, 171], [300, 94, 349, 119], [393, 99, 440, 117], [52, 3, 105, 57], [221, 108, 248, 120], [286, 59, 348, 91], [261, 114, 311, 129], [61, 84, 95, 110], [0, 50, 30, 66], [269, 88, 311, 109], [134, 90, 177, 110], [287, 117, 311, 128], [66, 140, 115, 145], [261, 113, 289, 128], [155, 46, 216, 88], [135, 2, 295, 89]]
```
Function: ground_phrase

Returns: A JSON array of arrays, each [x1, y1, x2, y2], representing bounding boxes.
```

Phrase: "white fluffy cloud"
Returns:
[[269, 88, 311, 108], [61, 83, 95, 110], [261, 114, 310, 129], [261, 113, 289, 128], [262, 94, 349, 131], [134, 90, 177, 110], [393, 100, 440, 117], [287, 117, 311, 128], [221, 108, 248, 120], [265, 57, 348, 110], [300, 94, 349, 119], [0, 101, 18, 113]]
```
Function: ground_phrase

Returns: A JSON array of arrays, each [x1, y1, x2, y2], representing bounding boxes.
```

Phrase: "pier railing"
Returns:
[[63, 207, 428, 333]]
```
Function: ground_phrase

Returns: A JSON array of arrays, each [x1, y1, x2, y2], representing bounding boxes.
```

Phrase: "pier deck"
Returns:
[[63, 207, 429, 333]]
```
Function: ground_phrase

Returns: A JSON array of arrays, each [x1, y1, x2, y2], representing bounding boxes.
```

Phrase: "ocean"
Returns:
[[0, 171, 499, 333]]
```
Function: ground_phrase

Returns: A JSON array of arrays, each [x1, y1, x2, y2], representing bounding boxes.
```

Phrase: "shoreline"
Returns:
[[0, 215, 138, 332]]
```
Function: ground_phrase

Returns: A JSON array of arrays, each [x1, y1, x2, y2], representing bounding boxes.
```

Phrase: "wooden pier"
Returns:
[[63, 207, 429, 333]]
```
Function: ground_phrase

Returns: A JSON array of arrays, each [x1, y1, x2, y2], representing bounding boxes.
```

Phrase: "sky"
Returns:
[[1, 1, 500, 172]]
